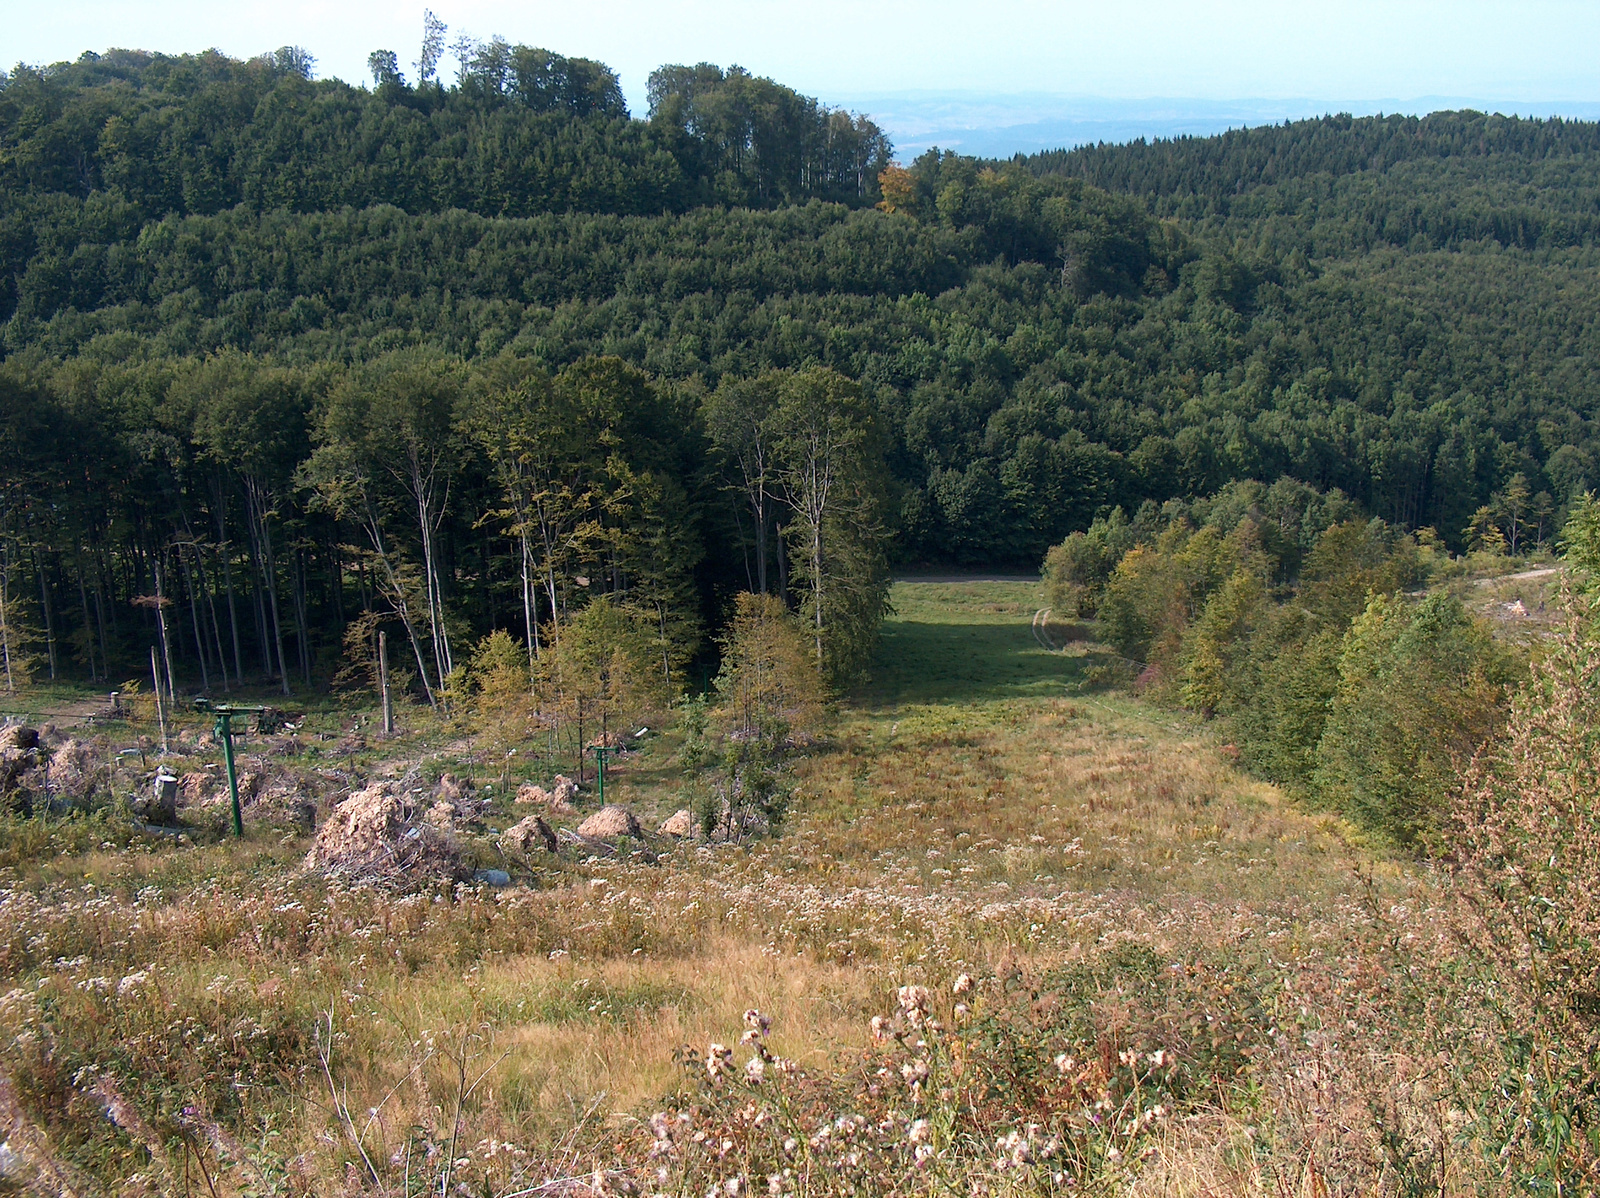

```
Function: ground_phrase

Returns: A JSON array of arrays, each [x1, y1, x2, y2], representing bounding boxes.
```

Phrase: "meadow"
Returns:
[[0, 581, 1471, 1195]]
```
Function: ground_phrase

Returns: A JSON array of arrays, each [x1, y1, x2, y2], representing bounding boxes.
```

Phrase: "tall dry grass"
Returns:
[[0, 581, 1527, 1194]]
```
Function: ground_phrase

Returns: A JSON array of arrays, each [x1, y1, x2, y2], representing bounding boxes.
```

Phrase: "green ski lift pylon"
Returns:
[[588, 742, 616, 805], [193, 699, 273, 838]]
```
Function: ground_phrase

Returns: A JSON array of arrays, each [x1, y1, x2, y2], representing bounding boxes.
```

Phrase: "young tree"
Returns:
[[536, 597, 666, 779], [1313, 592, 1517, 844], [768, 368, 892, 688], [698, 592, 824, 839], [1493, 472, 1533, 556]]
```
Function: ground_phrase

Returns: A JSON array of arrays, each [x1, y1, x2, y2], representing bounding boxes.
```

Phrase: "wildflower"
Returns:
[[1147, 1049, 1169, 1068], [116, 971, 149, 997], [743, 1009, 771, 1036], [908, 1119, 930, 1144], [900, 1059, 929, 1085], [744, 1056, 765, 1083], [897, 985, 931, 1025], [1118, 1048, 1139, 1068], [954, 1002, 969, 1018], [913, 1143, 935, 1166], [952, 973, 972, 995], [1054, 1053, 1075, 1074], [869, 1015, 888, 1040], [707, 1043, 733, 1080]]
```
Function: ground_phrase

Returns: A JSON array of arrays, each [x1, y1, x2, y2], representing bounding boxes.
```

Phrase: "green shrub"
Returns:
[[1313, 592, 1517, 844]]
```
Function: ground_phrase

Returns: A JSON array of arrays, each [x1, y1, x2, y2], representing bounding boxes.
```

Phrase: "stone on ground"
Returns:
[[517, 775, 578, 814], [658, 808, 694, 838], [577, 804, 642, 840], [501, 813, 558, 855]]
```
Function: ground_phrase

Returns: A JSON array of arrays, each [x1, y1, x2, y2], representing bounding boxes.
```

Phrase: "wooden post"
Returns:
[[150, 646, 168, 755], [379, 630, 394, 736]]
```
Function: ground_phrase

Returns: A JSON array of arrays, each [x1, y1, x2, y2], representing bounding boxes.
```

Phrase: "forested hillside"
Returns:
[[3, 41, 1599, 694]]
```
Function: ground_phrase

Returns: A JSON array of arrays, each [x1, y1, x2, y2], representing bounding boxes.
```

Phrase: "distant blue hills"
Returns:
[[823, 93, 1600, 159]]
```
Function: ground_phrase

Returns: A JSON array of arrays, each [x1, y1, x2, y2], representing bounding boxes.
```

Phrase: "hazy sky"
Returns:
[[9, 0, 1599, 120]]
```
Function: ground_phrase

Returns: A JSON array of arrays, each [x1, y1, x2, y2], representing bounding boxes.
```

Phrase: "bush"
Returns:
[[1313, 592, 1516, 844], [1446, 592, 1600, 1187]]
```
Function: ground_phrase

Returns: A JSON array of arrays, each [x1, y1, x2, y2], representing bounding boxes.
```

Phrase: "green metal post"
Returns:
[[593, 744, 612, 805], [217, 712, 243, 838]]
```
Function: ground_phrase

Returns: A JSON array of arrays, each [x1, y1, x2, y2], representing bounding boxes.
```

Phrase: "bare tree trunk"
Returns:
[[410, 450, 453, 686], [292, 545, 311, 685], [520, 532, 537, 677], [0, 545, 15, 693], [212, 483, 245, 683], [179, 544, 210, 693], [150, 646, 168, 754], [359, 503, 437, 708], [150, 555, 177, 703], [76, 554, 97, 682], [245, 479, 292, 696], [192, 541, 230, 691], [245, 516, 271, 676], [379, 630, 394, 735], [32, 548, 56, 680], [92, 544, 111, 667]]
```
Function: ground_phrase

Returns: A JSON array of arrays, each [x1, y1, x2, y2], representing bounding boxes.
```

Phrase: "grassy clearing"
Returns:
[[0, 581, 1442, 1195]]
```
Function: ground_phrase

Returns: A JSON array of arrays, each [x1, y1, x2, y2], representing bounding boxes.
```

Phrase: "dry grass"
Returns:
[[0, 581, 1487, 1195]]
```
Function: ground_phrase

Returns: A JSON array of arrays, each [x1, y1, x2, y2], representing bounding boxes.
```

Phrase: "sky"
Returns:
[[8, 1, 1600, 156]]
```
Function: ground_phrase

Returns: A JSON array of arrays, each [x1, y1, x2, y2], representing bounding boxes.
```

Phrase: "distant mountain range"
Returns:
[[825, 93, 1600, 159]]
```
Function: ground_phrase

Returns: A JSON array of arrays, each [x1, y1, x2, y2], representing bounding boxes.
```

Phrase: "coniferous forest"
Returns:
[[4, 39, 1600, 696]]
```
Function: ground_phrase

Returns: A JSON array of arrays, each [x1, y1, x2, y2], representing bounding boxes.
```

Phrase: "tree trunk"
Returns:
[[213, 485, 245, 683], [153, 555, 177, 703], [246, 479, 292, 696], [76, 554, 97, 682], [775, 525, 789, 606], [193, 542, 231, 691], [32, 547, 57, 681], [179, 544, 210, 693], [292, 545, 311, 685], [520, 532, 538, 676]]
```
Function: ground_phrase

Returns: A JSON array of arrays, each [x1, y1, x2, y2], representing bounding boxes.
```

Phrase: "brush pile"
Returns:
[[304, 777, 465, 885]]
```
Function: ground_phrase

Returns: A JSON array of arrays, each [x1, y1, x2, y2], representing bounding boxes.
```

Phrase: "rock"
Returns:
[[474, 869, 511, 887], [577, 804, 642, 840], [0, 726, 38, 752], [658, 808, 695, 838], [519, 776, 578, 814], [501, 813, 558, 855]]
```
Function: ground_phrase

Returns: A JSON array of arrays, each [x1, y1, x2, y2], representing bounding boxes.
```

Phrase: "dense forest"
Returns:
[[2, 34, 1599, 696]]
